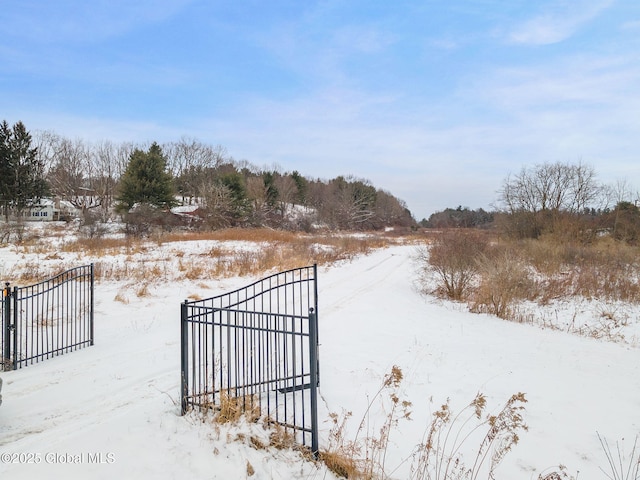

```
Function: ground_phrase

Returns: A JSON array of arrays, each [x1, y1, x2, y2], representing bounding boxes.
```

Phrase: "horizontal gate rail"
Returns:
[[2, 264, 94, 370], [181, 264, 319, 454]]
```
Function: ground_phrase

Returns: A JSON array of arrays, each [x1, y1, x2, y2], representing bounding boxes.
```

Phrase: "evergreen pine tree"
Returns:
[[0, 121, 14, 206], [116, 142, 175, 212], [0, 120, 47, 219], [291, 170, 307, 204]]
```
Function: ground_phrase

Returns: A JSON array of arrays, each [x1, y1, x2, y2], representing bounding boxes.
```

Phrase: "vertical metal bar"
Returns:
[[65, 272, 70, 353], [308, 307, 319, 457], [180, 300, 189, 415], [193, 302, 200, 406], [90, 264, 95, 346], [12, 286, 18, 370], [2, 283, 11, 369], [313, 264, 320, 387], [47, 274, 54, 357], [27, 283, 32, 363], [72, 269, 77, 351], [198, 309, 203, 406]]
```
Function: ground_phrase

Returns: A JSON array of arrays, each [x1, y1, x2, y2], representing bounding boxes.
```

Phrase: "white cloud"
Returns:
[[3, 0, 193, 43], [507, 0, 614, 45], [621, 19, 640, 30]]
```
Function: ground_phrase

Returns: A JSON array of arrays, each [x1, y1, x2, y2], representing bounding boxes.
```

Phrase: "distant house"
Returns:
[[25, 199, 58, 221], [17, 198, 79, 222]]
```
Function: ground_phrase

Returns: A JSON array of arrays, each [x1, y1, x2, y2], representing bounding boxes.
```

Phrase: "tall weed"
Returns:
[[598, 433, 640, 480], [321, 366, 527, 480], [410, 393, 528, 480], [322, 365, 412, 479]]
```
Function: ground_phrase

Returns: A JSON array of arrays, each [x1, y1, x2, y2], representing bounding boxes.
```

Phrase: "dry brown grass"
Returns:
[[470, 248, 536, 319], [516, 236, 640, 303], [206, 390, 261, 425], [320, 448, 361, 479], [59, 236, 137, 255], [321, 411, 364, 479], [411, 392, 528, 480], [321, 366, 413, 480], [113, 289, 129, 304], [135, 283, 151, 297], [417, 231, 640, 340], [318, 366, 528, 480], [4, 228, 396, 285], [267, 422, 298, 451]]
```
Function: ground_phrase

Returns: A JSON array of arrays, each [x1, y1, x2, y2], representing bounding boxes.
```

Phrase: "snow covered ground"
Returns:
[[1, 239, 639, 479]]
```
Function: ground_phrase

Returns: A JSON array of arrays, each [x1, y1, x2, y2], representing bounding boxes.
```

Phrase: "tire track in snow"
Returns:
[[0, 365, 177, 447], [320, 247, 413, 315]]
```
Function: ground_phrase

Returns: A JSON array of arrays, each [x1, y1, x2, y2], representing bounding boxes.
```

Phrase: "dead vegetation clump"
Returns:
[[419, 231, 640, 330], [470, 248, 536, 319], [518, 236, 640, 303], [198, 390, 262, 425], [418, 231, 490, 301], [411, 392, 528, 480], [3, 228, 395, 285], [320, 366, 528, 480]]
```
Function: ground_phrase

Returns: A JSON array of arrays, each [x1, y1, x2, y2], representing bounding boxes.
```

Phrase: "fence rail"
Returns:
[[181, 264, 319, 454], [2, 264, 94, 370]]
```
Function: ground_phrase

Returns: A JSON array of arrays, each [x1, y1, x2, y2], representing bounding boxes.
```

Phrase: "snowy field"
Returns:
[[1, 236, 639, 479]]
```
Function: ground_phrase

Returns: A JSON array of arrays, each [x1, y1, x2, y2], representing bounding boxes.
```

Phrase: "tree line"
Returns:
[[0, 121, 415, 231], [423, 161, 640, 244]]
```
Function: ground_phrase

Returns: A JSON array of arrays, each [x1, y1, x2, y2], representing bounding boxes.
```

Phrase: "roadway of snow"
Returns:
[[1, 243, 639, 479]]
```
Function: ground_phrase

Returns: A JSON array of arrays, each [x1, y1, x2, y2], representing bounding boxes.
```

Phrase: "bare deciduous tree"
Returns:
[[497, 161, 603, 239], [165, 136, 226, 204], [498, 161, 601, 214]]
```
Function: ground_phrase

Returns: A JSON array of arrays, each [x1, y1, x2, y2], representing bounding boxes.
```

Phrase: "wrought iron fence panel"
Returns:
[[2, 264, 94, 370], [181, 264, 319, 454]]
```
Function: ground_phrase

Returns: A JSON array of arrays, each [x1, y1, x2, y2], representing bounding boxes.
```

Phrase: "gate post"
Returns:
[[2, 283, 10, 370], [90, 263, 95, 346], [308, 307, 319, 457], [313, 264, 319, 387], [11, 286, 17, 370], [180, 300, 189, 415]]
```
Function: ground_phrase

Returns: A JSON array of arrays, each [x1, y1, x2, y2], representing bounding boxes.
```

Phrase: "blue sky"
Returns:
[[2, 0, 639, 219]]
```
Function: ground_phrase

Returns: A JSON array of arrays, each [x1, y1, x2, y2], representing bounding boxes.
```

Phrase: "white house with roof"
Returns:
[[1, 198, 79, 222], [25, 198, 58, 221]]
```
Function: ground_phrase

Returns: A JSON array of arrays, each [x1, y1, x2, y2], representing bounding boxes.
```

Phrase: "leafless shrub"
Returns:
[[78, 210, 108, 239], [518, 236, 640, 304], [422, 231, 489, 301], [413, 233, 640, 339], [470, 249, 536, 319]]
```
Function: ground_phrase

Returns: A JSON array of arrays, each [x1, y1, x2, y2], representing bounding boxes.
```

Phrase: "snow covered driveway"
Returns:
[[1, 244, 639, 479]]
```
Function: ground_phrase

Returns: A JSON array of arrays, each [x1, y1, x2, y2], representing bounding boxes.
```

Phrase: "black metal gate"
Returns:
[[2, 264, 94, 370], [181, 264, 319, 454]]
